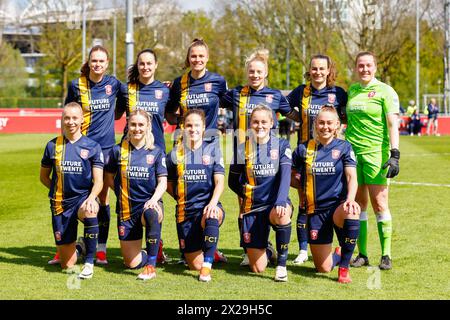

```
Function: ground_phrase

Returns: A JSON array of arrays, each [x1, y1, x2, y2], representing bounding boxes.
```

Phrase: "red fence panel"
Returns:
[[0, 109, 176, 134]]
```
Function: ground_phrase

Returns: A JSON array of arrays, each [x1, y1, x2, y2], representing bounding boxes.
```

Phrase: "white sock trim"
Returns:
[[360, 211, 368, 221], [376, 211, 392, 223], [97, 243, 107, 252], [202, 262, 212, 269]]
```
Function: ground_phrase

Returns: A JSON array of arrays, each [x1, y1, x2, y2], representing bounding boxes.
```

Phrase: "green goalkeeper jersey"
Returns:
[[345, 78, 399, 154]]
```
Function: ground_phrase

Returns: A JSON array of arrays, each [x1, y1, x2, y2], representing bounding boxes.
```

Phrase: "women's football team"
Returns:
[[41, 38, 400, 283]]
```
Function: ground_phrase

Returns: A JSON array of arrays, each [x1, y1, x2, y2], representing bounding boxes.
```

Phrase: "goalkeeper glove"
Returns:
[[382, 148, 400, 178]]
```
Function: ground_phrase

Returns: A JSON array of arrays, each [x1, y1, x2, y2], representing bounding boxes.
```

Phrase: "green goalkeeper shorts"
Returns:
[[356, 150, 390, 186]]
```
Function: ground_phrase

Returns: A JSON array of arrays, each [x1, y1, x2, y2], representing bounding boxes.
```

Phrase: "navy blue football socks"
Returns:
[[144, 208, 160, 267], [296, 208, 308, 251], [203, 218, 219, 264], [97, 205, 110, 248], [83, 217, 99, 264], [341, 219, 360, 268], [275, 223, 291, 267]]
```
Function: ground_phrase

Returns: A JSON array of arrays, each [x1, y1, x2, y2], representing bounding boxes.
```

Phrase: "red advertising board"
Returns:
[[0, 109, 176, 134]]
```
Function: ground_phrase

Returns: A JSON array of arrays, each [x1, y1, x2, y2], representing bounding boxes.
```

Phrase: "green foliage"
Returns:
[[0, 42, 27, 99], [5, 0, 446, 106]]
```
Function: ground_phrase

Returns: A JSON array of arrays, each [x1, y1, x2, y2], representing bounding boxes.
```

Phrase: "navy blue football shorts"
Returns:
[[176, 203, 225, 253], [117, 200, 164, 241]]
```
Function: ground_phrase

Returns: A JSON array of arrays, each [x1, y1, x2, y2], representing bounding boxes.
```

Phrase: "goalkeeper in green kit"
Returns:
[[345, 52, 400, 270]]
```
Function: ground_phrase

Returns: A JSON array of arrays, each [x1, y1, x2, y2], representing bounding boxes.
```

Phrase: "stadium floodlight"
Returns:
[[125, 0, 134, 77]]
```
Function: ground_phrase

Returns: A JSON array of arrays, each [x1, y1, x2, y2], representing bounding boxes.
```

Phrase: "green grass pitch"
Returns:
[[0, 133, 449, 300]]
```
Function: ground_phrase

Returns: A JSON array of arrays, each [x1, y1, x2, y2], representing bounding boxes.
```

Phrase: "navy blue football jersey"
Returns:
[[287, 84, 347, 144], [41, 135, 104, 214], [105, 140, 167, 221], [65, 75, 121, 149], [116, 80, 170, 151], [166, 71, 227, 130], [166, 140, 225, 222], [292, 138, 356, 213]]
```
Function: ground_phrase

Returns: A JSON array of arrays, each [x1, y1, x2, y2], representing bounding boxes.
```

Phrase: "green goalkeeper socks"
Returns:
[[376, 212, 392, 257], [357, 211, 368, 257]]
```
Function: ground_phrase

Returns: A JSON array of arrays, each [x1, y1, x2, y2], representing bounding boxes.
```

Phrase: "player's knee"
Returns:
[[250, 263, 266, 273], [316, 264, 332, 273]]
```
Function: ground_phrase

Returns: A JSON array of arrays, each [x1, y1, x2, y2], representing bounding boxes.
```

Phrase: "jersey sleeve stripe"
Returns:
[[52, 136, 65, 215], [119, 140, 132, 221], [305, 140, 317, 214], [244, 139, 255, 213], [238, 86, 250, 146], [176, 145, 186, 223], [79, 77, 92, 136], [301, 83, 312, 143]]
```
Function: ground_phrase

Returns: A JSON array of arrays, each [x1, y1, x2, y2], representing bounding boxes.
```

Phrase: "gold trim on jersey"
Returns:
[[127, 82, 138, 114], [243, 138, 256, 213], [300, 82, 312, 143], [176, 145, 187, 223], [305, 140, 318, 214], [79, 76, 91, 136], [180, 72, 190, 116], [238, 86, 250, 146], [52, 136, 65, 215], [119, 140, 132, 221]]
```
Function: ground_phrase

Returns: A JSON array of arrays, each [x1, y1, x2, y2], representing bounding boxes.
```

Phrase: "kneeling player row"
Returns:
[[41, 103, 360, 283]]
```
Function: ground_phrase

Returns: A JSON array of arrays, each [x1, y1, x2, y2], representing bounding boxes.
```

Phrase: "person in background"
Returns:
[[426, 98, 439, 136]]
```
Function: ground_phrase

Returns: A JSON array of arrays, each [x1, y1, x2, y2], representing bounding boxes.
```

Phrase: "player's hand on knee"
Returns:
[[275, 205, 287, 218], [203, 202, 219, 219], [343, 199, 360, 216], [382, 148, 400, 178]]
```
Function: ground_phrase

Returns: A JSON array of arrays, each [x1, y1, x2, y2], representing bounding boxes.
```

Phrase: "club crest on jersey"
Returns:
[[266, 94, 273, 103], [310, 230, 318, 241], [328, 93, 336, 104], [202, 155, 211, 165], [180, 239, 185, 249], [155, 90, 163, 99], [368, 91, 376, 98], [119, 226, 126, 237], [204, 83, 212, 92], [332, 149, 341, 159], [54, 231, 61, 242], [105, 84, 112, 95], [147, 155, 155, 165], [270, 150, 279, 160], [80, 149, 89, 159], [243, 233, 251, 243]]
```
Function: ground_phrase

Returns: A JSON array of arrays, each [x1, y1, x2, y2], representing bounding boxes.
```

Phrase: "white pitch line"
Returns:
[[391, 181, 450, 188], [401, 153, 450, 157]]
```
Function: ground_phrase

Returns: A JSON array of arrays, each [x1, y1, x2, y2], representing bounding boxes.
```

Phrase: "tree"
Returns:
[[22, 0, 84, 102], [0, 42, 27, 101]]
